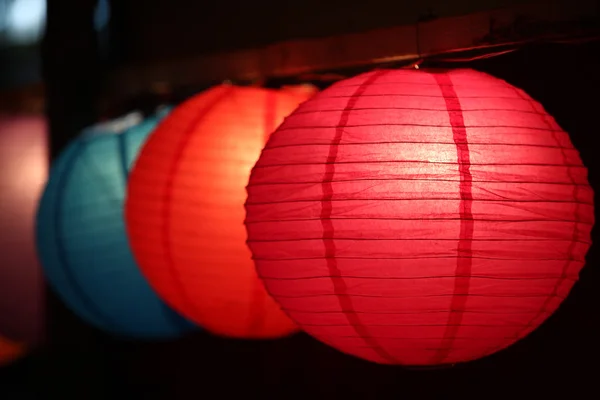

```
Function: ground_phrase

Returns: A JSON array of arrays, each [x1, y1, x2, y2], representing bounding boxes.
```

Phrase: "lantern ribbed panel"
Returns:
[[244, 69, 594, 365], [36, 111, 195, 339], [125, 85, 317, 338]]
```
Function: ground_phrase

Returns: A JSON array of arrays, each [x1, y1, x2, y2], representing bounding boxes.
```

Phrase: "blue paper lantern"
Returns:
[[35, 109, 196, 339]]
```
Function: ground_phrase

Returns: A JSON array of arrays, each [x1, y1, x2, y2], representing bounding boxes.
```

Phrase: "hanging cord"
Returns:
[[391, 33, 599, 70], [296, 33, 600, 81], [435, 47, 518, 63], [410, 17, 425, 69]]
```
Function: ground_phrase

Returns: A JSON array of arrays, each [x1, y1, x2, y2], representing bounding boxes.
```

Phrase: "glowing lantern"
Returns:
[[125, 84, 317, 338], [36, 110, 195, 339], [0, 335, 26, 367], [0, 115, 47, 352], [243, 68, 594, 365]]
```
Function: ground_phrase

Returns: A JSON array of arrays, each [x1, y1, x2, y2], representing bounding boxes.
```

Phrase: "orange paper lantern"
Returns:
[[125, 84, 317, 338], [0, 335, 26, 367]]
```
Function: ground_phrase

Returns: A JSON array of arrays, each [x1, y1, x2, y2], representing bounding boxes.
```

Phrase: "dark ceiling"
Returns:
[[116, 0, 532, 62]]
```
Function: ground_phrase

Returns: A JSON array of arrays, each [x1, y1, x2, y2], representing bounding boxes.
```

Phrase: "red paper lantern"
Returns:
[[125, 84, 317, 339], [0, 335, 26, 367], [244, 68, 594, 365]]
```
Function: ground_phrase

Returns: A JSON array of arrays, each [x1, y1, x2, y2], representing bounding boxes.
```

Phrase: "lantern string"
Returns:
[[379, 35, 598, 69], [293, 34, 599, 82], [435, 48, 518, 63]]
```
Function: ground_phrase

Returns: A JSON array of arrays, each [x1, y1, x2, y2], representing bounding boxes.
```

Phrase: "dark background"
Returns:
[[1, 0, 599, 398]]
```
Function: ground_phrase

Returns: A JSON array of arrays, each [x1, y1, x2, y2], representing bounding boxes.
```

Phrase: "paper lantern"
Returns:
[[0, 115, 47, 348], [0, 335, 26, 367], [36, 110, 195, 339], [125, 84, 317, 338], [244, 68, 594, 365]]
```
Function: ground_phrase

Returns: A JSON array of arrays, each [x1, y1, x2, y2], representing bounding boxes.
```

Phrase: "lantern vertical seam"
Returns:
[[160, 86, 235, 319], [246, 89, 278, 336], [52, 140, 120, 331], [320, 70, 399, 364], [430, 72, 474, 365], [484, 88, 581, 354]]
